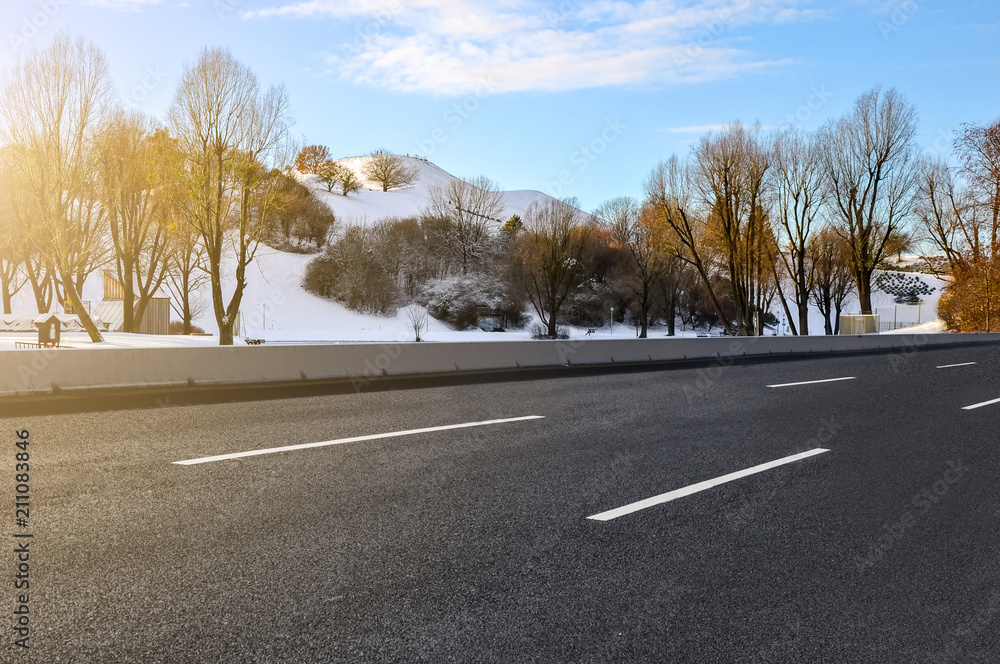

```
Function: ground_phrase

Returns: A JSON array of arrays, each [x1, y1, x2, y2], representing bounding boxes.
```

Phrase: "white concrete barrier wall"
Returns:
[[1, 333, 998, 397]]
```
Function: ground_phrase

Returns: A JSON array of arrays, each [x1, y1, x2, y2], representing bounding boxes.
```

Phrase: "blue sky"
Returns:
[[1, 0, 998, 211]]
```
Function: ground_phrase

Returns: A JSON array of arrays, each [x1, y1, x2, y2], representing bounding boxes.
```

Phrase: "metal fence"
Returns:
[[875, 302, 937, 328], [840, 302, 938, 335]]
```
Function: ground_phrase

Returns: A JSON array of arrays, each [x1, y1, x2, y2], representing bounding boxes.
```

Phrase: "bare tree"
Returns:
[[168, 48, 293, 345], [404, 303, 428, 341], [315, 160, 343, 193], [694, 123, 772, 336], [596, 197, 671, 338], [362, 150, 419, 192], [921, 121, 1000, 268], [769, 129, 826, 335], [810, 226, 855, 335], [338, 164, 363, 196], [424, 175, 506, 275], [164, 218, 209, 334], [0, 148, 28, 314], [0, 233, 25, 314], [958, 120, 1000, 260], [819, 86, 918, 314], [0, 35, 115, 341], [316, 160, 362, 196], [95, 111, 175, 332], [917, 158, 973, 271], [920, 120, 1000, 331], [517, 200, 591, 338], [645, 155, 733, 333]]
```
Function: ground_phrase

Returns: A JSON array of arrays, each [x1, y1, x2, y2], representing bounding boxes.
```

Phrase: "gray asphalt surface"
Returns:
[[2, 344, 999, 663]]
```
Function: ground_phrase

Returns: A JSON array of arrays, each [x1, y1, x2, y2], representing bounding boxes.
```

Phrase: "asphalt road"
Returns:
[[2, 343, 999, 663]]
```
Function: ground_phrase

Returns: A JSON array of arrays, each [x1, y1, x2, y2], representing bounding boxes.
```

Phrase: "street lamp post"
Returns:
[[610, 306, 614, 336]]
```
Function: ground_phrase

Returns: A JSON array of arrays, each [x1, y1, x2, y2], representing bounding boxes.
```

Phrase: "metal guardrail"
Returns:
[[14, 342, 62, 349]]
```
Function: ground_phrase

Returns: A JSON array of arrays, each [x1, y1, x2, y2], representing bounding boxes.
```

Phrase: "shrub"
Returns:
[[530, 322, 569, 339], [939, 261, 1000, 332], [268, 176, 336, 250], [169, 321, 205, 335], [302, 226, 400, 315], [418, 275, 503, 330]]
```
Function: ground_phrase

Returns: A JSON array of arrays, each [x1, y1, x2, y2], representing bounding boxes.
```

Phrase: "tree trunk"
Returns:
[[219, 318, 234, 345], [773, 271, 798, 336], [27, 261, 52, 314], [797, 299, 810, 336], [59, 266, 104, 343], [818, 288, 834, 335], [638, 293, 649, 339], [834, 301, 845, 335], [209, 250, 233, 345], [123, 255, 135, 333], [1, 272, 12, 315], [183, 296, 192, 335], [857, 275, 873, 315]]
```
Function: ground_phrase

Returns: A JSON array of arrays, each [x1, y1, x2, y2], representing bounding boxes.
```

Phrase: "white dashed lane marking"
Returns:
[[766, 377, 856, 389], [587, 448, 830, 521], [174, 416, 546, 465]]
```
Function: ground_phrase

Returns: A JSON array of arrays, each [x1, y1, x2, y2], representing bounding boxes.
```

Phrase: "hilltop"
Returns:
[[299, 155, 570, 226]]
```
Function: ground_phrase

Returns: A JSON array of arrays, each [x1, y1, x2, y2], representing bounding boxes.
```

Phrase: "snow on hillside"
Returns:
[[302, 155, 571, 226], [1, 155, 955, 346], [3, 247, 953, 347]]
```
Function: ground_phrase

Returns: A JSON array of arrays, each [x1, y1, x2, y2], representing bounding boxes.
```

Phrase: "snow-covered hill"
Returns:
[[3, 154, 953, 345], [302, 155, 570, 225]]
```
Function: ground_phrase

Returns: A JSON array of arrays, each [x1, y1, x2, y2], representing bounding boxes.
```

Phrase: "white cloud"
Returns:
[[82, 0, 185, 8], [246, 0, 816, 94]]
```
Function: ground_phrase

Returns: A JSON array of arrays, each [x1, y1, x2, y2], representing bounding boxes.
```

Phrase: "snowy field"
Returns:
[[0, 157, 954, 350]]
